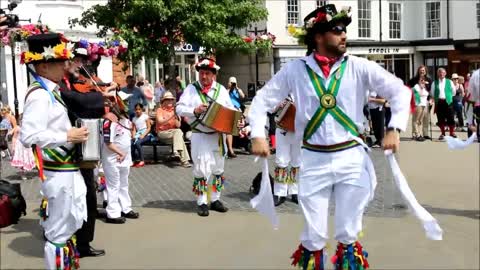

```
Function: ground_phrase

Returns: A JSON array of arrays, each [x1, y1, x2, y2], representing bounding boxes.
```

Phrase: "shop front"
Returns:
[[347, 46, 415, 83], [448, 40, 480, 77]]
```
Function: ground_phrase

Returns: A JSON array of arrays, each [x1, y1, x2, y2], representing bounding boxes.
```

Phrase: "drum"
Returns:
[[199, 102, 243, 136], [275, 101, 296, 132], [76, 119, 102, 162]]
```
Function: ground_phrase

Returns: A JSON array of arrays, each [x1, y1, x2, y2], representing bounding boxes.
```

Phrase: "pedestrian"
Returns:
[[131, 103, 152, 168], [467, 69, 480, 140], [101, 98, 139, 224], [121, 75, 147, 119], [10, 114, 35, 180], [407, 65, 433, 140], [176, 58, 235, 217], [272, 97, 300, 207], [367, 90, 386, 147], [451, 73, 466, 132], [20, 32, 89, 270], [431, 68, 457, 139], [412, 78, 430, 141], [248, 4, 410, 269], [226, 76, 246, 158]]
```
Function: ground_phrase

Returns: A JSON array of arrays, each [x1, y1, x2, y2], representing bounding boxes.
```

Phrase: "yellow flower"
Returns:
[[24, 52, 43, 63], [287, 24, 296, 35]]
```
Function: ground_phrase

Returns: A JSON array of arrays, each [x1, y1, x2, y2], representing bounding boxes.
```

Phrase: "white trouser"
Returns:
[[298, 146, 374, 251], [274, 128, 301, 197], [191, 132, 225, 205], [103, 164, 132, 218], [41, 170, 87, 270]]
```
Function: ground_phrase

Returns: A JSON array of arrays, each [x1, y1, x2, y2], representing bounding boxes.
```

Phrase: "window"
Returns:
[[287, 0, 300, 25], [358, 0, 371, 38], [477, 3, 480, 28], [316, 0, 328, 8], [426, 2, 441, 38], [389, 3, 401, 39]]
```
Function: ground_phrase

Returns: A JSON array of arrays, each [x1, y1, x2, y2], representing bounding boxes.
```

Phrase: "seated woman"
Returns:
[[131, 103, 152, 167], [155, 91, 191, 167]]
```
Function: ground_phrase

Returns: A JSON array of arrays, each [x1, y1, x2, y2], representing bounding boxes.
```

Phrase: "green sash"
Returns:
[[413, 86, 421, 105], [434, 79, 453, 105], [303, 59, 359, 141]]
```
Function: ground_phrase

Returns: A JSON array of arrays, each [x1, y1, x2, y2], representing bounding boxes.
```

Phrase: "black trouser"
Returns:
[[454, 105, 464, 128], [435, 99, 455, 126], [75, 168, 97, 251], [384, 107, 392, 127], [370, 108, 385, 144]]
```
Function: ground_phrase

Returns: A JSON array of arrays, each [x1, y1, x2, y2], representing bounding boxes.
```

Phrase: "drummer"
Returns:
[[176, 57, 236, 217]]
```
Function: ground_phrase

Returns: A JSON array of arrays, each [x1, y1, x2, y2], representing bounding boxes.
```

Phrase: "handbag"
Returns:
[[0, 180, 27, 228]]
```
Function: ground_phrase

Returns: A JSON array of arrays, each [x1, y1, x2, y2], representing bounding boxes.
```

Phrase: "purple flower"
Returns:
[[99, 41, 106, 47], [79, 39, 89, 48]]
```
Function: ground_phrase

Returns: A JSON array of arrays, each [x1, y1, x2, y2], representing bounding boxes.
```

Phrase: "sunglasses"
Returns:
[[330, 25, 347, 34]]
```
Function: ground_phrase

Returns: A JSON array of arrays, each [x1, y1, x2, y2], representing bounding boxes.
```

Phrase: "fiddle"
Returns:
[[71, 66, 119, 94]]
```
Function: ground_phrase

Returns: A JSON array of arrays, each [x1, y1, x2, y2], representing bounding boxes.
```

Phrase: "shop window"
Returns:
[[389, 3, 401, 39], [287, 0, 300, 25], [426, 2, 441, 38], [477, 3, 480, 28], [316, 0, 328, 8], [358, 0, 371, 38]]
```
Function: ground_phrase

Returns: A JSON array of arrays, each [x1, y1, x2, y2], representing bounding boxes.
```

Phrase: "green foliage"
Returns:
[[70, 0, 270, 67]]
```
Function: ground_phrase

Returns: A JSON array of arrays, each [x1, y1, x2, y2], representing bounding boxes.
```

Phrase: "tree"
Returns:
[[70, 0, 273, 91]]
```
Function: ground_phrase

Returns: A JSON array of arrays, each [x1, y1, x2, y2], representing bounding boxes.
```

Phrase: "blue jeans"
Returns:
[[131, 135, 151, 162]]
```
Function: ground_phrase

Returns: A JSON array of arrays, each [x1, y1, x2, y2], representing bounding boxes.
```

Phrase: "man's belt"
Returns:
[[302, 140, 361, 153], [43, 161, 80, 172]]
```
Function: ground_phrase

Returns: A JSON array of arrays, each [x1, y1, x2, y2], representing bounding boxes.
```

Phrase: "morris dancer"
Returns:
[[20, 33, 89, 270], [248, 4, 410, 269], [176, 58, 235, 217], [273, 97, 300, 206]]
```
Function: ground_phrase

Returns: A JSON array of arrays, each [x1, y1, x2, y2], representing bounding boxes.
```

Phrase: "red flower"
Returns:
[[20, 52, 25, 64], [243, 36, 253, 43], [160, 37, 169, 45], [315, 12, 327, 23]]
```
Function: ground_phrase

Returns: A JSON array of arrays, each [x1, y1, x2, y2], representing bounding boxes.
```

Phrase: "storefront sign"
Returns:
[[348, 46, 414, 55], [175, 43, 200, 53]]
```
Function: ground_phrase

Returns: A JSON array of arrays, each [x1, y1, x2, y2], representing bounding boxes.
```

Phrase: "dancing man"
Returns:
[[176, 58, 235, 217], [273, 96, 300, 206], [248, 4, 410, 269], [20, 33, 89, 269]]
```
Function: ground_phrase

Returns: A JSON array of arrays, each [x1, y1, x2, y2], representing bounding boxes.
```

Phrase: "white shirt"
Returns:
[[176, 81, 235, 133], [469, 69, 480, 104], [413, 84, 429, 107], [248, 54, 411, 146], [367, 90, 383, 110], [132, 113, 148, 134], [430, 78, 456, 99], [20, 76, 74, 161], [102, 118, 133, 167]]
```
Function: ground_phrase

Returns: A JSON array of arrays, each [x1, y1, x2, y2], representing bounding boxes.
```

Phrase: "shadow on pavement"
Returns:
[[424, 206, 480, 220], [224, 191, 253, 202], [2, 218, 44, 258], [142, 199, 197, 213]]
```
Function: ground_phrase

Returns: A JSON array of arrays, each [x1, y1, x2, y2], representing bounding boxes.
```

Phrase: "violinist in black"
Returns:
[[57, 45, 110, 259]]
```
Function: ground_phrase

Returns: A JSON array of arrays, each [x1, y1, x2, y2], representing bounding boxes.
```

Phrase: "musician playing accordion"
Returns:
[[176, 58, 236, 217]]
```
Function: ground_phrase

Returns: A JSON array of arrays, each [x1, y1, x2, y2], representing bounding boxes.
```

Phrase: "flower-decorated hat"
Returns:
[[303, 4, 352, 34], [195, 57, 220, 73], [22, 33, 74, 64]]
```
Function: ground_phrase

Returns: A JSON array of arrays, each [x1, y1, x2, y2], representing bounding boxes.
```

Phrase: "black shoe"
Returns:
[[102, 200, 107, 209], [274, 196, 286, 207], [197, 204, 209, 217], [210, 200, 229, 213], [291, 194, 298, 204], [78, 246, 106, 258], [423, 136, 432, 140], [450, 133, 458, 138], [106, 217, 126, 224], [121, 211, 139, 219], [228, 152, 237, 158], [438, 135, 445, 140], [416, 136, 425, 142]]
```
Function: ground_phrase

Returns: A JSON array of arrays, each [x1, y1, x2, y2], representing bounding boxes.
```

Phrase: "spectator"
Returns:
[[155, 91, 191, 168], [121, 75, 147, 119], [431, 68, 457, 139], [408, 65, 433, 139], [141, 79, 155, 112], [452, 73, 466, 131], [412, 78, 430, 141], [225, 77, 246, 158], [10, 114, 35, 180], [131, 103, 152, 167], [367, 90, 386, 148], [407, 65, 433, 88], [0, 105, 17, 156], [176, 75, 187, 91], [464, 72, 471, 91], [154, 81, 166, 105]]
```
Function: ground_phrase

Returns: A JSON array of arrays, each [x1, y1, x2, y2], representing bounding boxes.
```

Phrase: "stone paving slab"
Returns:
[[0, 145, 405, 218]]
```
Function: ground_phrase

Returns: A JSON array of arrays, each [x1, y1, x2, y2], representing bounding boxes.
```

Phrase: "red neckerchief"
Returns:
[[62, 75, 71, 91], [201, 82, 213, 95], [313, 52, 338, 78]]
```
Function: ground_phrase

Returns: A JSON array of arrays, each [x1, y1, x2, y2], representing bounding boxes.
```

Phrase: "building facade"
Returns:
[[218, 0, 480, 96], [0, 0, 119, 113]]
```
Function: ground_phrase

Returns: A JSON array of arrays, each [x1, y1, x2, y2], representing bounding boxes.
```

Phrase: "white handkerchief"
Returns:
[[250, 157, 279, 230]]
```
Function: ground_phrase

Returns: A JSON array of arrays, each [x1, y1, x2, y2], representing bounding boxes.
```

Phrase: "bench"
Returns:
[[141, 136, 191, 163]]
